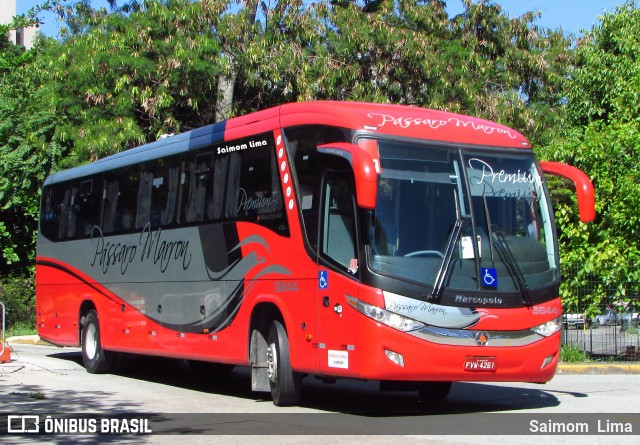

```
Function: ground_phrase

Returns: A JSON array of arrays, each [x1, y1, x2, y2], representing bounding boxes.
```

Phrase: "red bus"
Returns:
[[36, 101, 595, 405]]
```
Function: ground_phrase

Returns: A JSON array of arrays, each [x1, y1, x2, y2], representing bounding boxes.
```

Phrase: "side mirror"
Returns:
[[317, 143, 379, 209], [540, 161, 595, 223]]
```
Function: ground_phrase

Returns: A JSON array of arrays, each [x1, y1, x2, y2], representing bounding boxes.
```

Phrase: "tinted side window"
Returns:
[[40, 185, 67, 240], [137, 157, 181, 229], [102, 168, 139, 234], [224, 134, 288, 234], [321, 174, 358, 274], [283, 125, 351, 251], [75, 178, 102, 238], [179, 152, 226, 225], [40, 178, 101, 240], [40, 186, 57, 240]]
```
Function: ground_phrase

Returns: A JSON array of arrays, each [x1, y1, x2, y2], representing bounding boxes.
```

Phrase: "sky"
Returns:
[[15, 0, 630, 37]]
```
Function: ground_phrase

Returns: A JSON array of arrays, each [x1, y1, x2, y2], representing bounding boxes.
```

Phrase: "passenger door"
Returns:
[[316, 172, 361, 377]]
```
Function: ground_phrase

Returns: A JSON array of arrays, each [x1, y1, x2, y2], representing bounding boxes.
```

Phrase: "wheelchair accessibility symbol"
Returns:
[[319, 270, 329, 289], [481, 268, 498, 288]]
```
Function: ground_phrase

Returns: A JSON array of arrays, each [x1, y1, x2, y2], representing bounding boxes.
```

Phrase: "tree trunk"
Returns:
[[214, 0, 259, 122]]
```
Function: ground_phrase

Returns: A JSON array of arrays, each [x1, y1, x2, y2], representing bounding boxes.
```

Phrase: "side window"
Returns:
[[137, 157, 181, 229], [59, 185, 77, 239], [75, 178, 101, 238], [152, 158, 181, 227], [40, 178, 101, 240], [225, 135, 288, 234], [102, 168, 139, 234], [321, 174, 358, 274], [179, 152, 225, 224], [40, 186, 58, 240], [136, 169, 153, 229], [284, 125, 351, 251], [40, 184, 69, 241]]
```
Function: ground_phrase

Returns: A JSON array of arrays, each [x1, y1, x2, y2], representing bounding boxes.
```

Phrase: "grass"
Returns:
[[4, 321, 37, 338], [560, 344, 590, 363], [29, 391, 47, 400]]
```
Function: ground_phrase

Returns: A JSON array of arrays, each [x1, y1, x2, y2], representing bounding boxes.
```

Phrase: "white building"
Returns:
[[1, 0, 38, 49]]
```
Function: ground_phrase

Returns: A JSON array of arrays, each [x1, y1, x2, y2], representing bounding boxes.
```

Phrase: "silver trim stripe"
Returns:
[[407, 324, 544, 347]]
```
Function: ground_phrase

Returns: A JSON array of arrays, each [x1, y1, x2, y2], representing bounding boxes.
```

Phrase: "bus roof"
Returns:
[[44, 101, 531, 186]]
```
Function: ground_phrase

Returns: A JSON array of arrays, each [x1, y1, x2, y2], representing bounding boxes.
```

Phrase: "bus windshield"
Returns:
[[368, 139, 558, 297]]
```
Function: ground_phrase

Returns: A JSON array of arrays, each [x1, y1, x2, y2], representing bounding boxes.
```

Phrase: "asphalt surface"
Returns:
[[3, 337, 640, 445]]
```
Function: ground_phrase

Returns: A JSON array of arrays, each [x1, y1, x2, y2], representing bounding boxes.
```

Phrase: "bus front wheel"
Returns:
[[267, 320, 302, 406], [81, 310, 115, 374]]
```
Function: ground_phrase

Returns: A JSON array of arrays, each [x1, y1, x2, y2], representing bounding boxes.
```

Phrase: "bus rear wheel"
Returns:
[[81, 310, 115, 374], [267, 320, 302, 406]]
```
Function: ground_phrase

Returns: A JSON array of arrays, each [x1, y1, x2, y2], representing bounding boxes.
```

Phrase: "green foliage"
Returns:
[[0, 35, 68, 274], [29, 391, 48, 400], [539, 1, 640, 313], [0, 275, 36, 331], [48, 0, 232, 163], [6, 321, 37, 338], [291, 0, 572, 146], [559, 344, 590, 363]]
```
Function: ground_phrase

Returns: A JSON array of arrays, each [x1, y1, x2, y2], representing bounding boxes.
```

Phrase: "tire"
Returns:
[[267, 320, 302, 406], [417, 382, 452, 401], [81, 310, 115, 374]]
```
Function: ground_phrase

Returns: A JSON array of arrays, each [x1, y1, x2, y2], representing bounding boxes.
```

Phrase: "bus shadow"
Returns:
[[49, 350, 563, 415], [301, 378, 562, 415]]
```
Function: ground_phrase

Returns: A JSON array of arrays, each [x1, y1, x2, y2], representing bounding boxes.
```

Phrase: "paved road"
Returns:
[[1, 343, 639, 444]]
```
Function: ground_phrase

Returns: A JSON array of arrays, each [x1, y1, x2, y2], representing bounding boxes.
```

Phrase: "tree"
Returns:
[[0, 35, 66, 273], [538, 1, 640, 313], [46, 0, 230, 163], [294, 0, 572, 146]]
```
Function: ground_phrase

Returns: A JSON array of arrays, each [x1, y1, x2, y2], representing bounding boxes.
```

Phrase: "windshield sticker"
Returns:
[[481, 268, 498, 288], [460, 235, 481, 259], [383, 291, 483, 329], [466, 158, 536, 198]]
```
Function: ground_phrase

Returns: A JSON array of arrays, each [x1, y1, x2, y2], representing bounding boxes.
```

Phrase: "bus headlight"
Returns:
[[532, 316, 562, 337], [346, 295, 424, 332]]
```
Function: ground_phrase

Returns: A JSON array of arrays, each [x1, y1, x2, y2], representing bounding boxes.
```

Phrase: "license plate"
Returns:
[[464, 356, 497, 372]]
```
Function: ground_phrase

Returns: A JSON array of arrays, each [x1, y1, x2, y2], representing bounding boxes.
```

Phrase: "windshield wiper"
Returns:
[[429, 189, 464, 303], [429, 219, 462, 302], [491, 227, 533, 306], [480, 195, 532, 306]]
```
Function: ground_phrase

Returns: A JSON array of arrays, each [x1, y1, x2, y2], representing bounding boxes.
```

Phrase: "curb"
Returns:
[[6, 335, 53, 346], [557, 362, 640, 375]]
